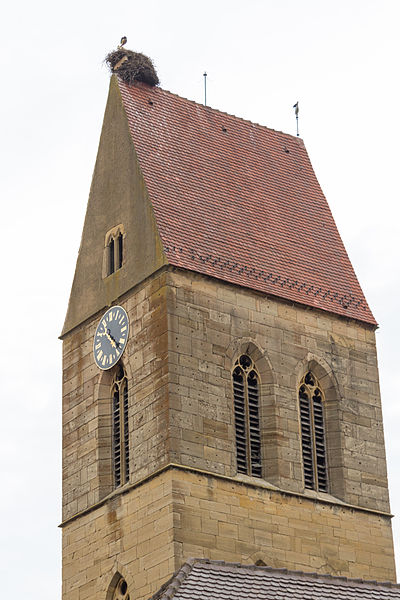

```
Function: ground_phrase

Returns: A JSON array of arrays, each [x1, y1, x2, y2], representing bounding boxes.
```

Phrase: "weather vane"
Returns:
[[293, 101, 299, 137], [203, 72, 207, 106]]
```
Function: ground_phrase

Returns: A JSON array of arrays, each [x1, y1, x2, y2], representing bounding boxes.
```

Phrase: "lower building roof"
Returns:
[[149, 558, 400, 600]]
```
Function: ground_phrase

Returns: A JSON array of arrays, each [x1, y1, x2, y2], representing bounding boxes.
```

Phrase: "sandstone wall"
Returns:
[[62, 272, 169, 521], [62, 471, 176, 600], [61, 267, 395, 599], [61, 467, 396, 600], [166, 269, 390, 512]]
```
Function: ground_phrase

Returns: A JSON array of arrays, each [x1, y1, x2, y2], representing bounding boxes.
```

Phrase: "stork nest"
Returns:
[[105, 49, 159, 86]]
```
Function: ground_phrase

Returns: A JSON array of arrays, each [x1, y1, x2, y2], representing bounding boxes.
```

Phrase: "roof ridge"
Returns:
[[148, 559, 195, 600], [116, 76, 303, 143]]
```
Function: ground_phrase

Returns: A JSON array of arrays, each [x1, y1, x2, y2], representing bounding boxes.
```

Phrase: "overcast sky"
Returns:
[[1, 1, 399, 597]]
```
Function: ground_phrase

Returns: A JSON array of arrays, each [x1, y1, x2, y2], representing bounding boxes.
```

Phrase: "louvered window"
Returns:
[[299, 372, 328, 492], [112, 365, 129, 488], [233, 355, 262, 477]]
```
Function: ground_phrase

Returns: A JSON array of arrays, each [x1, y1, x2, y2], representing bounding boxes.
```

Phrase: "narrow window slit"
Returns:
[[109, 238, 115, 275], [118, 232, 123, 269]]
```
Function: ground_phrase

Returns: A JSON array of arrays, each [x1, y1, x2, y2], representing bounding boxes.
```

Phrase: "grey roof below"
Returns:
[[149, 559, 400, 600]]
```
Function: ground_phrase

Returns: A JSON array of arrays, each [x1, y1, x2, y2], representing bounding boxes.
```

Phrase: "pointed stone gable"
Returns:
[[118, 78, 376, 326], [62, 77, 167, 336]]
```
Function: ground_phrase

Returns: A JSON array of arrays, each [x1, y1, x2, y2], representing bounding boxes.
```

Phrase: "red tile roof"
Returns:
[[149, 559, 400, 600], [118, 79, 376, 326]]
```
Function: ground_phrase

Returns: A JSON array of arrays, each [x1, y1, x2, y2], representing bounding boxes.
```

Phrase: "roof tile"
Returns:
[[118, 79, 376, 325], [149, 559, 400, 600]]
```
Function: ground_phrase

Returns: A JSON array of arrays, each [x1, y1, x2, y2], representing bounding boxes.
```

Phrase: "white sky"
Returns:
[[0, 1, 399, 597]]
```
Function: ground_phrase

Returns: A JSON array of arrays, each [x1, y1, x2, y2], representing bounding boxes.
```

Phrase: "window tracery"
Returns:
[[112, 364, 129, 488], [112, 576, 130, 600], [298, 371, 328, 492], [232, 355, 261, 477]]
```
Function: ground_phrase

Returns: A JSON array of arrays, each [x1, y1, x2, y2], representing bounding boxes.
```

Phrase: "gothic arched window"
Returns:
[[109, 575, 130, 600], [111, 365, 129, 487], [299, 371, 328, 492], [105, 226, 124, 276], [232, 355, 262, 477]]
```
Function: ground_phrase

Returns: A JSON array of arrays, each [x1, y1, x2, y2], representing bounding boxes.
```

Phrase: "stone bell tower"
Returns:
[[60, 66, 396, 600]]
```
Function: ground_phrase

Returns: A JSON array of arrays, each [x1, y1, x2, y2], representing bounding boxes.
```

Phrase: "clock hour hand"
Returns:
[[106, 328, 118, 348], [112, 337, 120, 349], [109, 330, 120, 348]]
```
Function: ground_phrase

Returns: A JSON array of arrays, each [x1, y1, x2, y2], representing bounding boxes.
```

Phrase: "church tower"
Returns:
[[60, 70, 396, 600]]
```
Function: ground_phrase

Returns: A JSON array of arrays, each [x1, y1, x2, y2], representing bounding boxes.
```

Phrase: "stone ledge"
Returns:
[[59, 463, 393, 528]]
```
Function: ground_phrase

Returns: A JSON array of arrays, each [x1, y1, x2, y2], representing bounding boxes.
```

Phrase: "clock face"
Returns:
[[93, 306, 129, 370]]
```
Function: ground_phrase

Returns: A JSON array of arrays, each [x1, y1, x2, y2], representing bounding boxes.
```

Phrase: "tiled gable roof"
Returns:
[[118, 79, 376, 325], [150, 559, 400, 600]]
